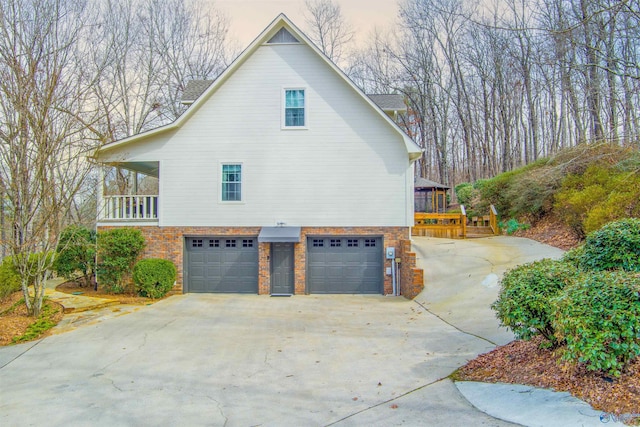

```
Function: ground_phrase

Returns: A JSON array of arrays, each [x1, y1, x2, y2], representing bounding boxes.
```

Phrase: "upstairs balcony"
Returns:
[[100, 195, 158, 221], [97, 161, 159, 223]]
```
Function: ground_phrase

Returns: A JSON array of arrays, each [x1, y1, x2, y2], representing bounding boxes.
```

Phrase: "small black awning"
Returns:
[[258, 226, 301, 243]]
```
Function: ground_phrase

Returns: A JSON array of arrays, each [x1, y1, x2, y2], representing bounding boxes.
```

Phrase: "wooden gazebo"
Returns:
[[414, 177, 449, 213]]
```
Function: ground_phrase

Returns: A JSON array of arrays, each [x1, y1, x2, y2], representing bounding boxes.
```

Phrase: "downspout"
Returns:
[[391, 257, 397, 296]]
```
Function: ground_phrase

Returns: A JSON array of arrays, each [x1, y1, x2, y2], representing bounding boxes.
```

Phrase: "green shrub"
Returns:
[[560, 245, 585, 268], [476, 172, 517, 217], [552, 272, 640, 377], [455, 183, 474, 206], [491, 259, 580, 346], [554, 165, 640, 237], [132, 258, 176, 299], [54, 225, 96, 287], [504, 166, 562, 220], [97, 228, 145, 294], [0, 257, 21, 299], [11, 301, 61, 343], [499, 218, 531, 235], [579, 218, 640, 272]]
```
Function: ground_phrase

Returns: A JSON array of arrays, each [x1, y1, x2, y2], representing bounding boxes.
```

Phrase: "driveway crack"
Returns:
[[0, 339, 44, 370], [110, 378, 124, 392], [412, 300, 497, 346], [324, 377, 448, 426], [207, 396, 228, 427]]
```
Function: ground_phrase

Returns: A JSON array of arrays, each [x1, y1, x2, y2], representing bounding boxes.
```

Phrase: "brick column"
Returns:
[[398, 239, 424, 299]]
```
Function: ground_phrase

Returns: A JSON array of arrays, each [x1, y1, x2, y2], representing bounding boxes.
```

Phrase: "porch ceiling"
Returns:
[[105, 161, 159, 177]]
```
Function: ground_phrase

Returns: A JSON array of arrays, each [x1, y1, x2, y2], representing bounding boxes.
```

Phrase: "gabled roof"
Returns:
[[93, 14, 422, 161], [367, 94, 406, 112], [415, 177, 450, 190]]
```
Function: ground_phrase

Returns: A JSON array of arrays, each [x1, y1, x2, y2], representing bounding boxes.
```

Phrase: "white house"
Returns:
[[92, 14, 424, 297]]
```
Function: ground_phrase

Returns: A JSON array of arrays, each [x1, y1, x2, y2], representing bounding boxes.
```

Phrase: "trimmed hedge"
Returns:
[[492, 259, 579, 346], [133, 258, 176, 299], [553, 272, 640, 377]]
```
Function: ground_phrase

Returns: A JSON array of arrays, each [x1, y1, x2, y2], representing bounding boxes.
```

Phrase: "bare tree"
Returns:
[[349, 0, 640, 191], [303, 0, 354, 65], [0, 0, 99, 316], [145, 0, 232, 120], [87, 0, 233, 143]]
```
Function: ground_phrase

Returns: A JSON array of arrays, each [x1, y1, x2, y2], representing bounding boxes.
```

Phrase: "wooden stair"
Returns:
[[465, 226, 496, 238]]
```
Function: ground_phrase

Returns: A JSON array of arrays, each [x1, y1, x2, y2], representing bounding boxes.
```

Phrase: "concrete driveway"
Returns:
[[0, 236, 562, 426]]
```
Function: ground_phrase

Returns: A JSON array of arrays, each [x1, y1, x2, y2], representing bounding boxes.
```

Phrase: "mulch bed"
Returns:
[[455, 336, 640, 422], [56, 280, 177, 305], [0, 292, 64, 346], [513, 214, 582, 250], [0, 279, 176, 346]]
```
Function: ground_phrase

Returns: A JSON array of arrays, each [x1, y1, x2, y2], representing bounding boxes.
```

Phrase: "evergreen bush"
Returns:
[[1, 252, 54, 299], [455, 182, 474, 206], [54, 225, 96, 287], [0, 257, 21, 299], [97, 228, 145, 293], [132, 258, 176, 299], [580, 218, 640, 272], [552, 272, 640, 377], [554, 166, 640, 237], [491, 259, 579, 347]]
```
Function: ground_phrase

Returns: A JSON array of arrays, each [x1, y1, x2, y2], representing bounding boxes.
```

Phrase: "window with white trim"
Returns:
[[221, 164, 242, 201], [284, 89, 305, 127]]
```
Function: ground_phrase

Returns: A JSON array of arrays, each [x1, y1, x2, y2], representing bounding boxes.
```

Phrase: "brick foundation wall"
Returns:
[[398, 239, 424, 299], [97, 225, 410, 295]]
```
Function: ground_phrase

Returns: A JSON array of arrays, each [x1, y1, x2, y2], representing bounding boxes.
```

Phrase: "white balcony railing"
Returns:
[[101, 195, 158, 220]]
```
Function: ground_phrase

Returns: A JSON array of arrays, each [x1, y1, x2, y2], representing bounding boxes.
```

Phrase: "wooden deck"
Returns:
[[412, 205, 500, 239]]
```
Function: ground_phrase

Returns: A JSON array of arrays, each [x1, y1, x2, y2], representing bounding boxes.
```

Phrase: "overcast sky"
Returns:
[[215, 0, 400, 48]]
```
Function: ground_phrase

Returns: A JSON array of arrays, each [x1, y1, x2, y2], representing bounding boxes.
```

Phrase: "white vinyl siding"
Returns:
[[97, 42, 413, 227]]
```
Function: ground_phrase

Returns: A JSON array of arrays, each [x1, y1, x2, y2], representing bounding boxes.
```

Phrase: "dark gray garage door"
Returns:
[[307, 236, 383, 294], [185, 237, 258, 293]]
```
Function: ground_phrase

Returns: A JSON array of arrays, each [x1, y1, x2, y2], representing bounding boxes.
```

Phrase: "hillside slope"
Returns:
[[456, 143, 640, 248]]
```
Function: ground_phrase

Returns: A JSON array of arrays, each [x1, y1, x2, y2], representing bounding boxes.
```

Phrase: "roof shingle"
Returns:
[[181, 80, 214, 103]]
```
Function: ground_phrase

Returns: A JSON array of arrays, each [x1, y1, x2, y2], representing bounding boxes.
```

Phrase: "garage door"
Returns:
[[185, 237, 258, 293], [307, 236, 383, 294]]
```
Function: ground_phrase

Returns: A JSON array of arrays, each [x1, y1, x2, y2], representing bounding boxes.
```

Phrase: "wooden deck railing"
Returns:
[[412, 207, 467, 239], [413, 204, 500, 239], [489, 204, 499, 234], [101, 195, 158, 220]]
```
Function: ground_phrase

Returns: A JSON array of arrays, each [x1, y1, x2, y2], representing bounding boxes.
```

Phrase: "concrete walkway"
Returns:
[[43, 277, 145, 335], [44, 277, 118, 313]]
